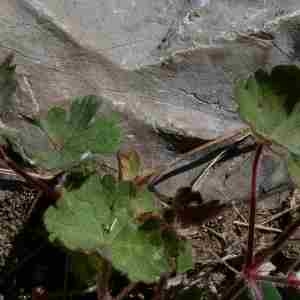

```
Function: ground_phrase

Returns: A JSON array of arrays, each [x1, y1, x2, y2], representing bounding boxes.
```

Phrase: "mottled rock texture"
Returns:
[[0, 0, 300, 139]]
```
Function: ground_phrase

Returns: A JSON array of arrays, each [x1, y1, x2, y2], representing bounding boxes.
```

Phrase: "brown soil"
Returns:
[[174, 189, 300, 298]]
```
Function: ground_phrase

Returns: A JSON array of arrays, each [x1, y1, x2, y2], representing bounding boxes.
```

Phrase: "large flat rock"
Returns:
[[0, 1, 300, 139]]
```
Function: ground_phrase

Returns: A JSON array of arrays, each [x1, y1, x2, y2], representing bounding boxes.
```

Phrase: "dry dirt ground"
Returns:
[[173, 190, 300, 298]]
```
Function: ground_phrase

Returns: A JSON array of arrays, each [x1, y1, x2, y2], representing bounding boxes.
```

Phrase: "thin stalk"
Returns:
[[32, 287, 48, 300], [255, 275, 300, 287], [151, 275, 168, 300], [246, 144, 263, 268], [0, 146, 59, 200], [63, 255, 69, 300], [115, 282, 138, 300], [257, 214, 300, 263], [96, 260, 112, 300], [222, 213, 300, 300]]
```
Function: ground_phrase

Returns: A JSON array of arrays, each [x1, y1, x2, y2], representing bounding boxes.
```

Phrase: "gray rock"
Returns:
[[0, 1, 299, 139]]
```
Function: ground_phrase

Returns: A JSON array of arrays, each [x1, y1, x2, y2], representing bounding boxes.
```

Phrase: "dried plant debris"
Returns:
[[0, 181, 38, 268], [170, 189, 300, 297]]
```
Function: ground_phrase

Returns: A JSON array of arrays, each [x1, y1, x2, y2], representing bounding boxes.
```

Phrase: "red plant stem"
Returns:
[[0, 146, 59, 200], [246, 144, 263, 269], [32, 287, 48, 300], [96, 260, 113, 300], [115, 282, 138, 300], [255, 274, 300, 287], [222, 214, 300, 300], [222, 212, 300, 300]]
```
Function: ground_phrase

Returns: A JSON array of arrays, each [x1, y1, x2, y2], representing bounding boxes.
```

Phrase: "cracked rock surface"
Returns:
[[0, 0, 299, 271], [0, 1, 299, 139]]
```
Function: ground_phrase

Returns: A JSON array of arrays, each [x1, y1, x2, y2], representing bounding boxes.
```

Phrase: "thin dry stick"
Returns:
[[192, 150, 226, 191], [260, 214, 300, 263], [261, 203, 300, 225], [232, 203, 248, 223], [222, 215, 300, 300], [233, 221, 282, 234], [202, 225, 226, 243], [150, 128, 251, 187], [208, 249, 240, 275], [230, 203, 298, 256]]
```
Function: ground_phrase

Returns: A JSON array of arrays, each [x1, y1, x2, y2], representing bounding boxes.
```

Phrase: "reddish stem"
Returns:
[[96, 260, 113, 300], [222, 214, 300, 300], [32, 287, 48, 300], [255, 274, 300, 287], [0, 146, 60, 201], [115, 282, 138, 300], [245, 145, 263, 270]]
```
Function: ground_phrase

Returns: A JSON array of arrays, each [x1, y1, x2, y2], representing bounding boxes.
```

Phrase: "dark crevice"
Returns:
[[156, 128, 206, 154]]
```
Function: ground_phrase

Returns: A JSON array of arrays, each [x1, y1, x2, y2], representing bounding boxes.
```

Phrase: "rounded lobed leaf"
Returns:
[[235, 65, 300, 156], [10, 95, 122, 171], [44, 174, 191, 283]]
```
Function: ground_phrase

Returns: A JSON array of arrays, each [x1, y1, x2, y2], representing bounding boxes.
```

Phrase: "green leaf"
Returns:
[[69, 251, 104, 288], [68, 95, 100, 130], [16, 95, 121, 171], [175, 286, 208, 300], [176, 239, 193, 273], [287, 153, 300, 186], [44, 174, 180, 283], [261, 282, 282, 300], [110, 224, 170, 282], [235, 65, 300, 156], [162, 230, 193, 273], [45, 175, 112, 251]]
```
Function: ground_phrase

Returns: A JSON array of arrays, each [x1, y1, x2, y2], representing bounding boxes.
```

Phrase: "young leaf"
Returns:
[[117, 149, 155, 186], [261, 282, 282, 300], [117, 149, 141, 181], [176, 239, 193, 273], [68, 251, 104, 288], [44, 174, 178, 283], [13, 96, 122, 171], [235, 65, 300, 156]]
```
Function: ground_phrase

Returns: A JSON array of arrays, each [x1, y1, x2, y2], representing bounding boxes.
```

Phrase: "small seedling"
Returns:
[[0, 56, 193, 299], [230, 65, 300, 299]]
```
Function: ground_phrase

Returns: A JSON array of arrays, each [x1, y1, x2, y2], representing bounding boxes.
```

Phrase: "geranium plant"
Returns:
[[229, 65, 300, 300], [0, 56, 193, 300]]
